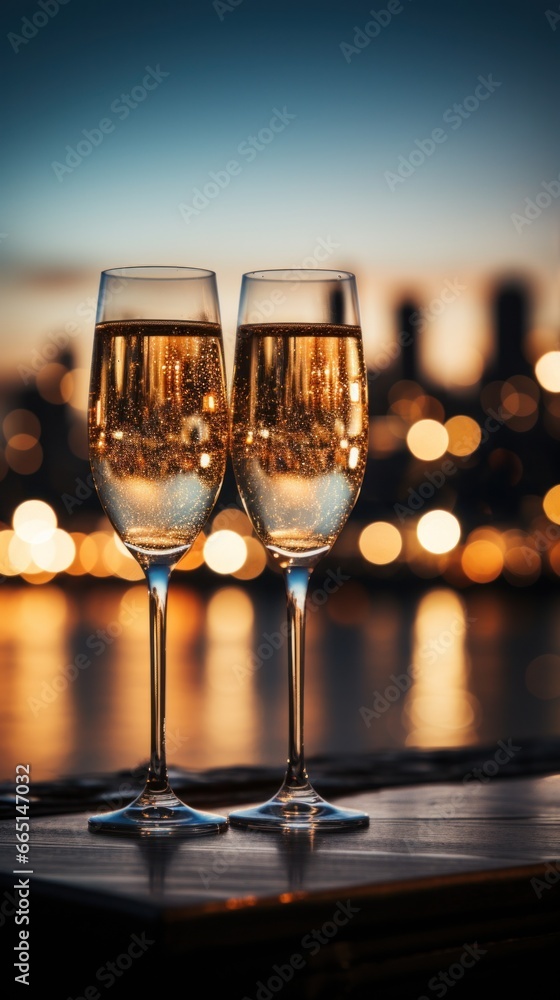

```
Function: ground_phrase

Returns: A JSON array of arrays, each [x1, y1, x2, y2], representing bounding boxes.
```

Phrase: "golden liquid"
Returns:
[[89, 321, 228, 561], [231, 324, 368, 560]]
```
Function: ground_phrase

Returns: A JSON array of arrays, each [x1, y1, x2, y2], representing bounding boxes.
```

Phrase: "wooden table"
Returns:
[[1, 774, 560, 997]]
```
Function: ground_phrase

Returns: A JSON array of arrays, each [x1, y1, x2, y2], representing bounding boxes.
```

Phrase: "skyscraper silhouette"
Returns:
[[487, 279, 532, 382]]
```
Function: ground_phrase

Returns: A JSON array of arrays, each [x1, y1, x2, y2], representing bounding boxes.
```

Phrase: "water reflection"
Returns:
[[4, 586, 75, 778], [99, 584, 152, 770], [204, 587, 257, 762], [1, 581, 560, 780], [404, 589, 479, 747]]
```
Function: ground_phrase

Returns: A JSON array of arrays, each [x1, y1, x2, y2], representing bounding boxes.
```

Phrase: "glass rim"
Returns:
[[242, 268, 356, 283], [100, 266, 216, 281]]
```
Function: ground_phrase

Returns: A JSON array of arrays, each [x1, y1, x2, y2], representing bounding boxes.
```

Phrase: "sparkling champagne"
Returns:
[[231, 323, 368, 559], [89, 320, 228, 561]]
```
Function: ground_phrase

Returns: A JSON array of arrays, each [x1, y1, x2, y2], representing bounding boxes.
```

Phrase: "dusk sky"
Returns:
[[0, 0, 558, 370]]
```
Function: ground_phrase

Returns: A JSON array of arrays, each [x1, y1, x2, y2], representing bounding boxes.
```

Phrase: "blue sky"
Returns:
[[0, 0, 558, 275]]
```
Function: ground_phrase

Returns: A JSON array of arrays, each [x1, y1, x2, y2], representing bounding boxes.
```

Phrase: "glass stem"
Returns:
[[283, 565, 312, 791], [145, 563, 172, 793]]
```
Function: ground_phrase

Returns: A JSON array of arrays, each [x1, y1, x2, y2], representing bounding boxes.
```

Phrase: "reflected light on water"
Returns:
[[4, 586, 75, 778], [162, 586, 206, 765], [405, 589, 479, 747], [3, 579, 560, 779], [96, 584, 150, 769], [203, 587, 256, 760]]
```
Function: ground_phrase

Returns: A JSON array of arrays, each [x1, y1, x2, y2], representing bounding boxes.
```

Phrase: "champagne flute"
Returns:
[[87, 266, 229, 835], [229, 269, 369, 831]]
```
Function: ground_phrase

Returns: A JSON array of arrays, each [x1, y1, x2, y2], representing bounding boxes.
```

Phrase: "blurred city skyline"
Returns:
[[1, 0, 559, 591], [2, 1, 560, 782], [1, 0, 559, 371]]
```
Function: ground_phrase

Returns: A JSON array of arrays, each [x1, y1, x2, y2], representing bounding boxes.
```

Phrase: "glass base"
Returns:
[[88, 786, 227, 837], [228, 784, 369, 832]]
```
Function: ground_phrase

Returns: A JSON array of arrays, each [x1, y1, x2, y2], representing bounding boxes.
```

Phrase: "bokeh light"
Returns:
[[204, 530, 247, 575], [65, 532, 88, 576], [13, 500, 56, 543], [60, 368, 89, 411], [212, 508, 253, 536], [232, 537, 267, 580], [8, 533, 34, 573], [406, 419, 449, 460], [31, 529, 75, 572], [5, 442, 43, 475], [503, 543, 540, 585], [444, 415, 482, 457], [461, 539, 503, 583], [535, 352, 560, 393], [177, 533, 206, 572], [417, 511, 461, 554], [500, 376, 539, 432], [79, 531, 113, 577], [36, 363, 69, 404], [2, 409, 41, 440], [549, 542, 560, 577], [359, 522, 402, 565], [543, 485, 560, 525], [0, 531, 18, 576]]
